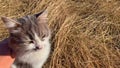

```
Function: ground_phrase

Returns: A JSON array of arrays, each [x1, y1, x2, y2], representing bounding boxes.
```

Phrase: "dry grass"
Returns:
[[0, 0, 120, 68]]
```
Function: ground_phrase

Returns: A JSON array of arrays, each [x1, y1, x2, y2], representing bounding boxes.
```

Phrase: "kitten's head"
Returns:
[[1, 11, 51, 53]]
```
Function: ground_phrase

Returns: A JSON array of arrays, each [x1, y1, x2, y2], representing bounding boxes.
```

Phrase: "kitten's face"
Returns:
[[1, 11, 50, 52]]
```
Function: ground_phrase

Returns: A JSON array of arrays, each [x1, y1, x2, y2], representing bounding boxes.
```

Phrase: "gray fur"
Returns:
[[1, 11, 51, 68]]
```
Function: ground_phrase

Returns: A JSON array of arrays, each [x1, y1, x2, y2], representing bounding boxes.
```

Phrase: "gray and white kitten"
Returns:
[[1, 11, 51, 68]]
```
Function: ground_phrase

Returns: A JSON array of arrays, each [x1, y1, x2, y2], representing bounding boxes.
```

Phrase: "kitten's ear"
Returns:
[[1, 17, 20, 28], [35, 10, 48, 23], [1, 17, 21, 33]]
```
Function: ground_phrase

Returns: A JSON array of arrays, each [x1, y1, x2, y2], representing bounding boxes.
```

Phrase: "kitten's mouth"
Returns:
[[25, 46, 43, 52]]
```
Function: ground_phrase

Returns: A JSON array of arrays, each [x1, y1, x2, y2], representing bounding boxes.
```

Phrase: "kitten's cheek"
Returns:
[[27, 44, 35, 50]]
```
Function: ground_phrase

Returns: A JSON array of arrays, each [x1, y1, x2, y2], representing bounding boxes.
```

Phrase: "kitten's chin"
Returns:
[[33, 47, 42, 51], [26, 47, 43, 52], [25, 49, 41, 53]]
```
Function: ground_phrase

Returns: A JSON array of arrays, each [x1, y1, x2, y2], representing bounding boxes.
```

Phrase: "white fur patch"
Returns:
[[16, 33, 51, 68], [11, 64, 17, 68]]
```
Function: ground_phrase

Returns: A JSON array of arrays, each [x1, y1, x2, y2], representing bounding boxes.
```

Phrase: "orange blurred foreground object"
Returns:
[[0, 38, 15, 68]]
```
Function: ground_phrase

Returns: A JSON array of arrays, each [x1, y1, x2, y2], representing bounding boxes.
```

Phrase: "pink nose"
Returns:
[[34, 45, 42, 50]]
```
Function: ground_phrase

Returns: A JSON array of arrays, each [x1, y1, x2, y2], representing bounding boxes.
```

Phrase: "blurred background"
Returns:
[[0, 0, 120, 68]]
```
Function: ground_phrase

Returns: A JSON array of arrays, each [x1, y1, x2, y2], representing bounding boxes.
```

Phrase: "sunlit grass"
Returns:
[[0, 0, 120, 68]]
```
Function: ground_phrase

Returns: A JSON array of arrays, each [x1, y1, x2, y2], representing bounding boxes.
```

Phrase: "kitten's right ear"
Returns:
[[35, 10, 48, 23], [1, 17, 21, 28], [1, 17, 21, 33]]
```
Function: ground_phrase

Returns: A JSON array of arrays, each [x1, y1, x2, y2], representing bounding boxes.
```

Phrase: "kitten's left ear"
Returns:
[[1, 17, 21, 33], [1, 17, 21, 28], [35, 10, 48, 23]]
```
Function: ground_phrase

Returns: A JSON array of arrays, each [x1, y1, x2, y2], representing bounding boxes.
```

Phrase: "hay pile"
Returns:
[[0, 0, 120, 68]]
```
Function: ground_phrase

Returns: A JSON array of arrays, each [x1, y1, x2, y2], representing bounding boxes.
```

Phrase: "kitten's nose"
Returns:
[[34, 45, 42, 50], [35, 46, 40, 49]]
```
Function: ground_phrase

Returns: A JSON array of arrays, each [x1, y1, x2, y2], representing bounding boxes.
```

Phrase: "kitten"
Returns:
[[1, 10, 51, 68]]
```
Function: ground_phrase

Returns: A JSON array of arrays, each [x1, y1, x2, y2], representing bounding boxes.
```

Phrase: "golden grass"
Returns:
[[0, 0, 120, 68]]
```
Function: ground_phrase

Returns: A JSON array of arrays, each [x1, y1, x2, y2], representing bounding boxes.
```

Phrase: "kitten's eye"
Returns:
[[42, 35, 46, 38], [29, 40, 34, 43], [41, 35, 46, 41]]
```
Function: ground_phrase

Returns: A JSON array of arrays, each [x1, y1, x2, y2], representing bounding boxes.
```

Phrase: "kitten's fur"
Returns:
[[1, 11, 51, 68]]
